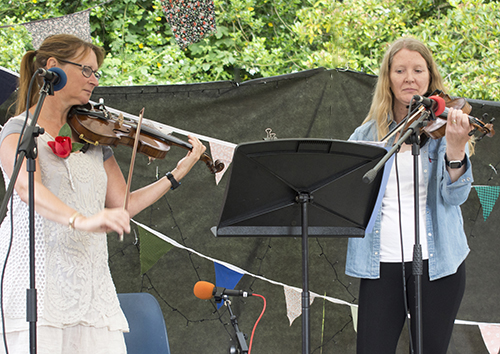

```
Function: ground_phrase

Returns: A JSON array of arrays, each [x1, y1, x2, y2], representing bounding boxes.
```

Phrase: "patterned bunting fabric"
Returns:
[[22, 10, 92, 49], [160, 0, 217, 49]]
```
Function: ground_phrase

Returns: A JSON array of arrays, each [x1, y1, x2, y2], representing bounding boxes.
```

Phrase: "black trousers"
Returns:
[[356, 260, 466, 354]]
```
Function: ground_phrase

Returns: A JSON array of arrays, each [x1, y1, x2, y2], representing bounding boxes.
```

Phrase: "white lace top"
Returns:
[[0, 115, 128, 333]]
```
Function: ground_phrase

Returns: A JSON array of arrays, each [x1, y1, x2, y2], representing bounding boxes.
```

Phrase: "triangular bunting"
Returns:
[[284, 286, 315, 326], [214, 262, 244, 309], [209, 141, 235, 185], [474, 186, 500, 221], [160, 0, 217, 50], [351, 305, 358, 332], [478, 324, 500, 354], [138, 225, 174, 274], [22, 10, 92, 49]]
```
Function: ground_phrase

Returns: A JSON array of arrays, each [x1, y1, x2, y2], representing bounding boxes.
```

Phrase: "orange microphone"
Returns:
[[193, 281, 217, 300], [193, 281, 252, 300]]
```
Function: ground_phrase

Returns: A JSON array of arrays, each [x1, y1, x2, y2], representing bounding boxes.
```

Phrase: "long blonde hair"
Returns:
[[364, 37, 446, 140], [15, 34, 105, 115]]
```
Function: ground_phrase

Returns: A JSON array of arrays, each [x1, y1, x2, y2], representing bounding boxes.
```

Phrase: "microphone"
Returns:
[[37, 67, 67, 91], [413, 95, 446, 116], [193, 281, 252, 300]]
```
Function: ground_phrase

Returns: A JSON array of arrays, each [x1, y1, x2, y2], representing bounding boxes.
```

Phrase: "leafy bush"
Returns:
[[0, 0, 498, 101], [296, 0, 500, 100]]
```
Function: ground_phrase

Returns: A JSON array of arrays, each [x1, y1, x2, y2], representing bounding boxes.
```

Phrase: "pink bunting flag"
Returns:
[[209, 141, 235, 185], [284, 286, 315, 326], [479, 324, 500, 354]]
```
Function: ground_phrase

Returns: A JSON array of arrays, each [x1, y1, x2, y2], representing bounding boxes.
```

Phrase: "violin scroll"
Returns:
[[201, 155, 225, 174]]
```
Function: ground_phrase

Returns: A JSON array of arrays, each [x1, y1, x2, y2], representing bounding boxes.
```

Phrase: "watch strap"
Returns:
[[445, 154, 467, 169], [166, 172, 181, 189]]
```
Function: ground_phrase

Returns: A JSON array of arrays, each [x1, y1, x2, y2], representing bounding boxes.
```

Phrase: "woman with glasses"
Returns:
[[0, 34, 206, 353]]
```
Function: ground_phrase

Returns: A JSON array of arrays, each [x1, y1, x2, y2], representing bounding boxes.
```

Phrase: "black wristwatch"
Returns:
[[445, 154, 467, 169], [166, 172, 181, 189]]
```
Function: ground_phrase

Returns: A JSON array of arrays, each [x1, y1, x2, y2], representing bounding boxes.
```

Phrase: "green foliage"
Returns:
[[0, 0, 499, 101], [414, 0, 500, 100], [0, 22, 30, 72], [296, 0, 500, 100]]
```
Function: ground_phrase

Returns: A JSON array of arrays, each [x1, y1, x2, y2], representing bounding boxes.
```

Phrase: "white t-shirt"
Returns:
[[379, 149, 429, 262]]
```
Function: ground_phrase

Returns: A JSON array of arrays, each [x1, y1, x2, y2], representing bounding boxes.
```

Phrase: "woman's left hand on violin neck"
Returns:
[[172, 135, 207, 181], [445, 107, 473, 160]]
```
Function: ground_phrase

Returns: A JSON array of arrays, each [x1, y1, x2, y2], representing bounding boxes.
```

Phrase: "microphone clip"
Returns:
[[213, 288, 226, 303]]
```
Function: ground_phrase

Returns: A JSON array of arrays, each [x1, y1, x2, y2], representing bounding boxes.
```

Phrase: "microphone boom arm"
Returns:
[[363, 108, 432, 184]]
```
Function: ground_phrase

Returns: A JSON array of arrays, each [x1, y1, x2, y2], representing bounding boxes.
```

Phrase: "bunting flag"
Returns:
[[214, 262, 244, 309], [351, 305, 359, 332], [478, 324, 500, 354], [209, 141, 235, 185], [284, 286, 316, 326], [473, 186, 500, 221], [22, 10, 92, 49], [139, 225, 174, 274], [160, 0, 217, 50]]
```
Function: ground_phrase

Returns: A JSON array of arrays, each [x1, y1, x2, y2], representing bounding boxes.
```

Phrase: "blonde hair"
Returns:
[[15, 34, 105, 115], [364, 37, 446, 140]]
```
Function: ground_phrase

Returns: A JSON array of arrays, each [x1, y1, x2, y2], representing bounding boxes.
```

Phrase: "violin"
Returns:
[[382, 90, 495, 143], [67, 103, 225, 174], [421, 91, 495, 140]]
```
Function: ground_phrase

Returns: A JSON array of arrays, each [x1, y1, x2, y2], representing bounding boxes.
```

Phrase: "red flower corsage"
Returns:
[[47, 123, 84, 158]]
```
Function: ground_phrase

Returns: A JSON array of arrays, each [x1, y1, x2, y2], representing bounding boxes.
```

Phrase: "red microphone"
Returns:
[[413, 95, 446, 116]]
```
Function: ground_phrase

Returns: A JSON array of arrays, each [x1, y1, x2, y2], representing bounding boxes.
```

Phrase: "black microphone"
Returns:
[[193, 281, 252, 300], [37, 67, 67, 91], [413, 95, 446, 116]]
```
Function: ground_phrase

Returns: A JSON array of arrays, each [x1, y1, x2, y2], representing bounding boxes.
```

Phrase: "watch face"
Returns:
[[449, 161, 462, 168]]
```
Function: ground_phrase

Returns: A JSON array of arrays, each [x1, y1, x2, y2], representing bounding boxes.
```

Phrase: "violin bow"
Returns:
[[120, 107, 145, 241]]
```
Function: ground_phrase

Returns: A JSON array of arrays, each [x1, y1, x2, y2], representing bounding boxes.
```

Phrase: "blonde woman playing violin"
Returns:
[[346, 37, 474, 354]]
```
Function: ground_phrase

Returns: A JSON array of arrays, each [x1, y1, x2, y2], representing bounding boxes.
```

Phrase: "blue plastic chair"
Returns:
[[117, 293, 171, 354]]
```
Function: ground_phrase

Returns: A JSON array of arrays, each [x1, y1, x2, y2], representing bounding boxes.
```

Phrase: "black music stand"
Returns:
[[216, 139, 391, 354]]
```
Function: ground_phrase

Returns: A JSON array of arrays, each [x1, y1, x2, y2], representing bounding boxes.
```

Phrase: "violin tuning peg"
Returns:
[[118, 113, 124, 128]]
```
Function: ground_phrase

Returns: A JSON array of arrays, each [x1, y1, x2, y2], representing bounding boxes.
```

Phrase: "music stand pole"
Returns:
[[298, 193, 312, 354]]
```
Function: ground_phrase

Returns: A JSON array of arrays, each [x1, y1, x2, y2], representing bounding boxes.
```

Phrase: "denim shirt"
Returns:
[[346, 120, 472, 281]]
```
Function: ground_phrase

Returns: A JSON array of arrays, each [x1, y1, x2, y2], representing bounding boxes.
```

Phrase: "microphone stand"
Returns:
[[363, 106, 434, 354], [0, 79, 52, 354], [215, 294, 249, 354]]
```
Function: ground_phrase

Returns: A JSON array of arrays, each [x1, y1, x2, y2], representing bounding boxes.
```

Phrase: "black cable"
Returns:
[[393, 151, 415, 354]]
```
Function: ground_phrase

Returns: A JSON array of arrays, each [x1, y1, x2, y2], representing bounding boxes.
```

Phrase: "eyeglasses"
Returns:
[[59, 59, 101, 80]]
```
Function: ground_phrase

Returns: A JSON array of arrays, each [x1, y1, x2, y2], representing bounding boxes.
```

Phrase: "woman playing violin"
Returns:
[[0, 34, 206, 353], [347, 37, 474, 353]]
